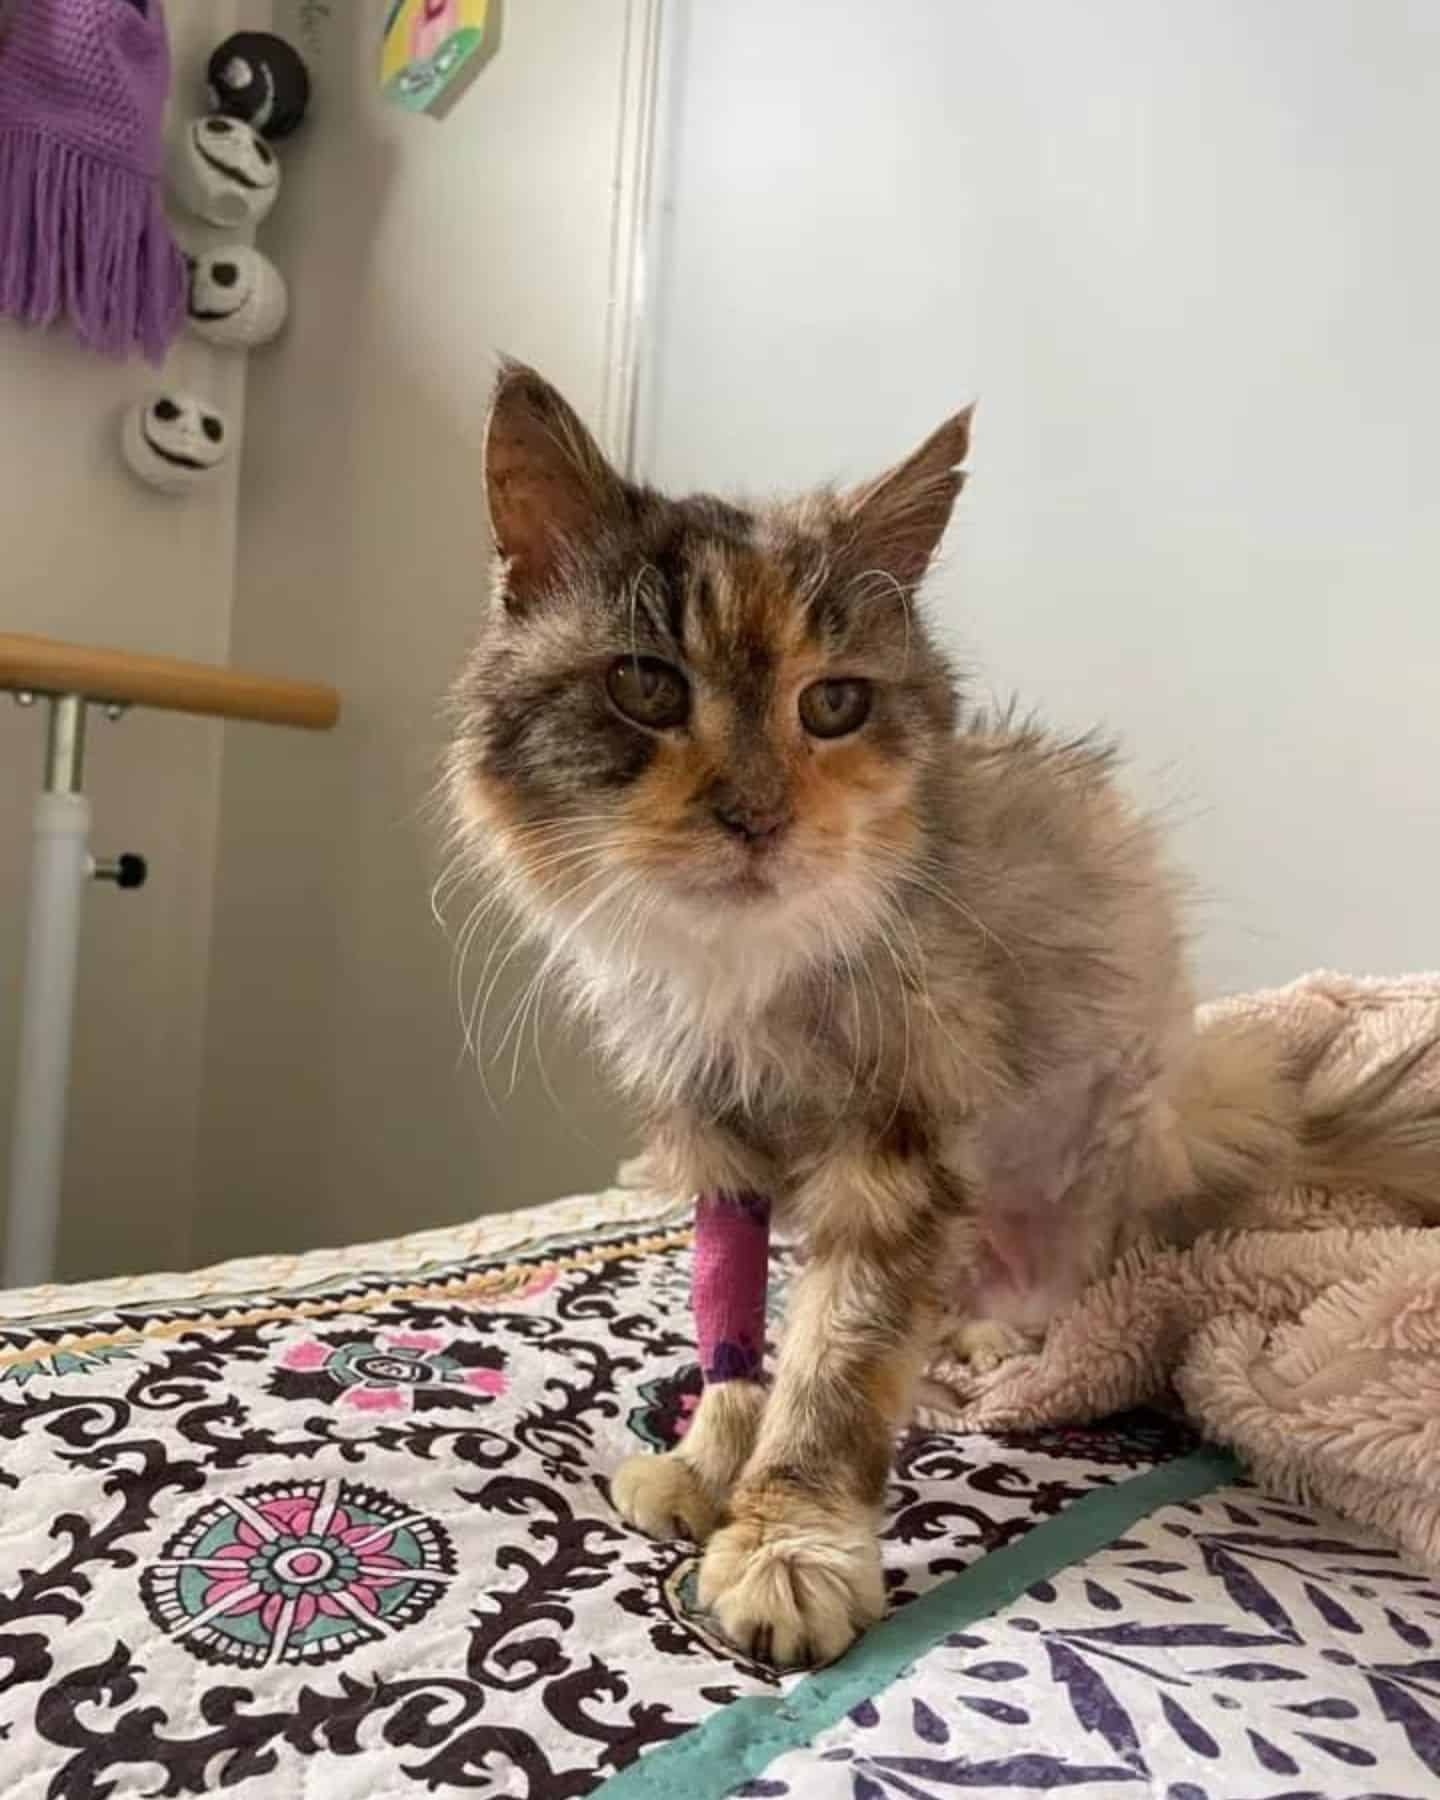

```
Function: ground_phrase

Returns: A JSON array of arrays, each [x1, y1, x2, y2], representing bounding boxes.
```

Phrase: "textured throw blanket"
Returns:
[[920, 973, 1440, 1569]]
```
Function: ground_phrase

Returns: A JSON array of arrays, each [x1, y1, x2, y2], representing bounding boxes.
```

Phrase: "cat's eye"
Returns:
[[798, 678, 872, 739], [605, 655, 690, 730]]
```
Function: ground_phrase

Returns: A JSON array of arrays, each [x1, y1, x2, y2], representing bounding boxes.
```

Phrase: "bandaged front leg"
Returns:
[[613, 1190, 772, 1543], [693, 1189, 772, 1384]]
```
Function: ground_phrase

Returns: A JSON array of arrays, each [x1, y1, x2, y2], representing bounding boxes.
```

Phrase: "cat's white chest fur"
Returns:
[[568, 899, 814, 1110]]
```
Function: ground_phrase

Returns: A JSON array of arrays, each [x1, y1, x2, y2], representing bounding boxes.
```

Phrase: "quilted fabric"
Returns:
[[1, 1189, 1437, 1798]]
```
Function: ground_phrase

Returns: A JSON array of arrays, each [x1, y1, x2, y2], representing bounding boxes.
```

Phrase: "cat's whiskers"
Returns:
[[861, 841, 1021, 971], [532, 884, 654, 1116], [429, 848, 472, 928], [496, 867, 644, 1083], [455, 831, 611, 1062], [848, 565, 914, 674], [527, 982, 567, 1119], [831, 914, 869, 1116], [453, 887, 531, 1112], [626, 568, 646, 666], [442, 813, 620, 1007], [454, 888, 516, 1073], [472, 854, 620, 1082], [524, 870, 658, 1101], [819, 901, 870, 1118], [868, 908, 918, 1131]]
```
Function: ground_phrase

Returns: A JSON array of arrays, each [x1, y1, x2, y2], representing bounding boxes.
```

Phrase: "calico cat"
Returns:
[[446, 362, 1291, 1666]]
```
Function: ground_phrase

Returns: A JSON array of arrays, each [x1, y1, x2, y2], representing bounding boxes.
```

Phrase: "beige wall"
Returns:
[[646, 0, 1440, 999], [0, 5, 251, 1280], [195, 0, 632, 1262]]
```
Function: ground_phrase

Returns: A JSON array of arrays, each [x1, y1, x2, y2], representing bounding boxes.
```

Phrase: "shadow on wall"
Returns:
[[196, 0, 626, 1265]]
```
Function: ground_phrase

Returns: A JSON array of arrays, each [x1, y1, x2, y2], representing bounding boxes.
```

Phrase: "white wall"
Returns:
[[0, 5, 251, 1279], [196, 0, 637, 1262], [643, 0, 1440, 997]]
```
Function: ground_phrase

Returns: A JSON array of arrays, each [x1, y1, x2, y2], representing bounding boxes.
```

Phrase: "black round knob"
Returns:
[[116, 853, 147, 890]]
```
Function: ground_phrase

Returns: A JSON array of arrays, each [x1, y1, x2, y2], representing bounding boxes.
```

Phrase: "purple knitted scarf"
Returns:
[[0, 0, 185, 361]]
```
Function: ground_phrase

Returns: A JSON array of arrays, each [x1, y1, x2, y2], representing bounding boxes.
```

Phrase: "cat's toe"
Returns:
[[612, 1451, 721, 1542], [698, 1490, 884, 1667], [943, 1317, 1037, 1374]]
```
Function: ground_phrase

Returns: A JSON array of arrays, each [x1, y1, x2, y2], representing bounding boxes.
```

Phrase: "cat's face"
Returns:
[[450, 363, 970, 979]]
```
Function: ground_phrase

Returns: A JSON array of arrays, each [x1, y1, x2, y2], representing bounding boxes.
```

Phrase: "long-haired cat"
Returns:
[[447, 362, 1291, 1666]]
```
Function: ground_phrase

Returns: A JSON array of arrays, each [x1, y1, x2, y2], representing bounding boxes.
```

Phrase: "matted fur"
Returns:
[[920, 971, 1440, 1572], [445, 362, 1293, 1665]]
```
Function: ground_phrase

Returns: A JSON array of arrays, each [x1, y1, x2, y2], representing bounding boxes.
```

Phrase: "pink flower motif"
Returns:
[[273, 1327, 507, 1417], [675, 1391, 700, 1439], [353, 1553, 406, 1582], [202, 1572, 261, 1612], [348, 1526, 395, 1556], [262, 1592, 317, 1631], [200, 1498, 415, 1633], [150, 1477, 453, 1673], [342, 1386, 408, 1414]]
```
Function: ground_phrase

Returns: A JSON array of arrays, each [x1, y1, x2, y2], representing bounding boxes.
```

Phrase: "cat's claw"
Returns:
[[612, 1451, 722, 1543], [697, 1496, 885, 1667], [942, 1317, 1036, 1375]]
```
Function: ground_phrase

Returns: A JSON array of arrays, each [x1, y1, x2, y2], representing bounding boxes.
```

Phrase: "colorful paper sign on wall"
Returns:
[[381, 0, 495, 118]]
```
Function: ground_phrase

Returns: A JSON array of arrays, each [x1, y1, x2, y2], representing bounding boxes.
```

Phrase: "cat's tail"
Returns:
[[1294, 1030, 1440, 1219], [1159, 1015, 1301, 1216], [1157, 1013, 1440, 1230]]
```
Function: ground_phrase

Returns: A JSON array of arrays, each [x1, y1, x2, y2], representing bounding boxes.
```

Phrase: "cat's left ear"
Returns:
[[483, 359, 628, 611], [842, 405, 974, 592]]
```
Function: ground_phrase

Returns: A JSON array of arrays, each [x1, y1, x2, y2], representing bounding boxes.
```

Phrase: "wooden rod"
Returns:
[[0, 633, 340, 731]]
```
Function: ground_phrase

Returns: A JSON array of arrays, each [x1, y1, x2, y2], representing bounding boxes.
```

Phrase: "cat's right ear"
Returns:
[[483, 360, 627, 612]]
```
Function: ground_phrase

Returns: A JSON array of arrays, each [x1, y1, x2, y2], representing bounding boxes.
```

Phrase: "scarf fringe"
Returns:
[[0, 123, 185, 363]]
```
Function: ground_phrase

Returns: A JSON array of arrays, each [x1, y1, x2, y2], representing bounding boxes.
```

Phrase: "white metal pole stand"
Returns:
[[4, 691, 145, 1289]]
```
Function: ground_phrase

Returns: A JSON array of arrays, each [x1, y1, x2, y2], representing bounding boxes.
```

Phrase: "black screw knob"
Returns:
[[94, 853, 148, 890]]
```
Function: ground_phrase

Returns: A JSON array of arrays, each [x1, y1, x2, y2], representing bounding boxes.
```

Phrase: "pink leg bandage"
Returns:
[[692, 1190, 771, 1385]]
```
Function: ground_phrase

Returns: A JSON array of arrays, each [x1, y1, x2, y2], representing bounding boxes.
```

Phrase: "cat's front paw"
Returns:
[[612, 1451, 722, 1542], [697, 1486, 885, 1667]]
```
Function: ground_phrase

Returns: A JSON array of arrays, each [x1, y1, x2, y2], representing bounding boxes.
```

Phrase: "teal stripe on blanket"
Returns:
[[596, 1446, 1241, 1800]]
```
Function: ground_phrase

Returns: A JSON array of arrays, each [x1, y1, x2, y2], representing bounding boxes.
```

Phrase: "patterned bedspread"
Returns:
[[2, 1190, 1438, 1799]]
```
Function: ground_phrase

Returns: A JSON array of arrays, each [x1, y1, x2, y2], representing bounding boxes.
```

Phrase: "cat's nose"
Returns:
[[712, 800, 790, 845]]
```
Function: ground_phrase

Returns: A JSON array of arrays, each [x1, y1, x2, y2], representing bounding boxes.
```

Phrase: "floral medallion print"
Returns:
[[140, 1476, 455, 1668], [271, 1325, 508, 1416], [1, 1194, 1436, 1798]]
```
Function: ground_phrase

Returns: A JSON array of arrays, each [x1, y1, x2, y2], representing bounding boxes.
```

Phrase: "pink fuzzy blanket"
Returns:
[[920, 973, 1440, 1569]]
